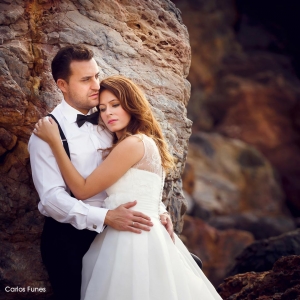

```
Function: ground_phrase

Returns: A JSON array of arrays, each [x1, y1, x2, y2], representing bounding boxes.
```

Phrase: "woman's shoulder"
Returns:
[[117, 134, 154, 151], [131, 133, 156, 146], [117, 134, 144, 150], [132, 133, 154, 141], [109, 135, 145, 163]]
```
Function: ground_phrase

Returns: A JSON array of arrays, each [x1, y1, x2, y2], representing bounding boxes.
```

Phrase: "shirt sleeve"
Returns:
[[28, 134, 107, 233]]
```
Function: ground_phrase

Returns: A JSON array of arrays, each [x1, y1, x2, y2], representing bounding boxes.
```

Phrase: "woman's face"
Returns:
[[99, 89, 131, 139]]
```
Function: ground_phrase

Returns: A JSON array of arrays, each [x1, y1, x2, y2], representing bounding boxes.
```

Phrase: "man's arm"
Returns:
[[28, 134, 107, 233], [29, 133, 153, 233]]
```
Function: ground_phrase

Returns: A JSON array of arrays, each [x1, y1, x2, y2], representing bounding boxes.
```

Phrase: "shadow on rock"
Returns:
[[218, 255, 300, 300], [228, 229, 300, 277]]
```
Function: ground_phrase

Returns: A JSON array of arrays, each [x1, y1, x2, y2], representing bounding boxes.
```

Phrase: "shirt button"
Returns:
[[93, 224, 97, 229]]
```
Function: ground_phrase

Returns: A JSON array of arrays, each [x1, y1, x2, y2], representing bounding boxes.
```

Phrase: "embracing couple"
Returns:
[[28, 45, 222, 300]]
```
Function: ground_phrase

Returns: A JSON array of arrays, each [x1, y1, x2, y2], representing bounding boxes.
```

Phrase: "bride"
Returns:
[[34, 75, 222, 300]]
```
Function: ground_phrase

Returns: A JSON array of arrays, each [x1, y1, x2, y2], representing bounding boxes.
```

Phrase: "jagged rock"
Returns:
[[228, 229, 300, 277], [182, 132, 296, 240], [0, 1, 191, 299], [172, 0, 240, 131], [181, 215, 254, 287], [182, 161, 195, 196], [218, 255, 300, 300], [186, 132, 291, 219], [208, 213, 296, 240]]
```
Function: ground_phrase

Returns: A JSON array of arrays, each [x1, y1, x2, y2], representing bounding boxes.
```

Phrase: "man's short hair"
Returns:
[[51, 45, 94, 83]]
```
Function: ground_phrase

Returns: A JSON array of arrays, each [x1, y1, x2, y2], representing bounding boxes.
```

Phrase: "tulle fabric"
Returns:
[[81, 171, 222, 299], [81, 135, 222, 299]]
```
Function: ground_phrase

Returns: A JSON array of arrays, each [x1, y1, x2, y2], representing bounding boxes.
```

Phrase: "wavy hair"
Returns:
[[99, 75, 175, 172]]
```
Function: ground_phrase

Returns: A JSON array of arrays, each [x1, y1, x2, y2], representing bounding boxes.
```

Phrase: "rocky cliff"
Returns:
[[173, 0, 300, 217], [174, 0, 300, 296], [0, 1, 191, 299]]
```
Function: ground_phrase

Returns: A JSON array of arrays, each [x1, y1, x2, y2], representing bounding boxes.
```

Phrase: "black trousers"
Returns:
[[40, 217, 97, 300]]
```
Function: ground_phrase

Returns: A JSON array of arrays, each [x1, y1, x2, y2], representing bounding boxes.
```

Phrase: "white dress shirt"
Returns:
[[29, 99, 167, 233]]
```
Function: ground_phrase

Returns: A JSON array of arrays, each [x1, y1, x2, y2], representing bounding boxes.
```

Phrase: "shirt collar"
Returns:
[[60, 99, 94, 124]]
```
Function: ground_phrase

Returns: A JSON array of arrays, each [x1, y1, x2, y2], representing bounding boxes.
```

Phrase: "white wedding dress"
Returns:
[[81, 134, 222, 300]]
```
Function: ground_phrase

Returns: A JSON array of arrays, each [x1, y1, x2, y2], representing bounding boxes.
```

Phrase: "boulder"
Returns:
[[208, 213, 296, 240], [0, 1, 191, 298], [218, 255, 300, 300], [181, 215, 254, 287], [186, 132, 291, 219], [182, 132, 296, 240], [228, 229, 300, 277]]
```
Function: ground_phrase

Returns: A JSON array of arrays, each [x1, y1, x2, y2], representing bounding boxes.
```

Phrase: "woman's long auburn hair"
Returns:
[[98, 75, 175, 172]]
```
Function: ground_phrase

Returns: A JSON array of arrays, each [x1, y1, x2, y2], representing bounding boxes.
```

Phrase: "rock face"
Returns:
[[173, 0, 300, 217], [228, 229, 300, 277], [208, 213, 296, 240], [181, 133, 297, 286], [218, 255, 300, 300], [187, 132, 285, 217], [181, 215, 254, 287], [183, 132, 295, 240], [0, 1, 191, 299]]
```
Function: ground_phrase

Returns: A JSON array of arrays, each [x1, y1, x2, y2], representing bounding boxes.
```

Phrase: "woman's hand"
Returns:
[[33, 117, 61, 147], [160, 212, 175, 243]]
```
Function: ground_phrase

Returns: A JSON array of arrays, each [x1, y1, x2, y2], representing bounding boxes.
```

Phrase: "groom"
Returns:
[[28, 45, 174, 300]]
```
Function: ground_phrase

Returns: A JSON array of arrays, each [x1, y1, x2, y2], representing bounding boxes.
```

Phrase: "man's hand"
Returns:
[[160, 212, 175, 243], [104, 201, 153, 234]]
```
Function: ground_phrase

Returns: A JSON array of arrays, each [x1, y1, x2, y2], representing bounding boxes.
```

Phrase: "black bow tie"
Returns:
[[76, 111, 99, 127]]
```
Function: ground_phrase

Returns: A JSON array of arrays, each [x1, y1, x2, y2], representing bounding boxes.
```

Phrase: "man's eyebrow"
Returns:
[[81, 76, 91, 80], [81, 73, 99, 80]]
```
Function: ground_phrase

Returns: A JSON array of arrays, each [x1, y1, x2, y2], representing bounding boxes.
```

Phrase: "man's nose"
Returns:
[[91, 77, 100, 90]]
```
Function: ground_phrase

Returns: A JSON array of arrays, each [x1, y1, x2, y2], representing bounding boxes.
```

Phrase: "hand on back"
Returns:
[[105, 200, 153, 233]]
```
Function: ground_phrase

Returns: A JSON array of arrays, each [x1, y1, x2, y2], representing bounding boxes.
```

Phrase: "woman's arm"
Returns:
[[34, 117, 144, 200]]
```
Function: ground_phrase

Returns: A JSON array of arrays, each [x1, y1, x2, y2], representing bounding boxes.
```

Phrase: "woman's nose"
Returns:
[[105, 107, 112, 115]]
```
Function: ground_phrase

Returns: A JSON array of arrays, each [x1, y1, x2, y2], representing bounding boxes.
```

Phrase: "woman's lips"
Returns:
[[108, 119, 117, 124]]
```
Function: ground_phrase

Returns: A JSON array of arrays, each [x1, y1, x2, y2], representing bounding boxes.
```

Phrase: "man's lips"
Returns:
[[108, 119, 117, 124], [89, 93, 99, 98]]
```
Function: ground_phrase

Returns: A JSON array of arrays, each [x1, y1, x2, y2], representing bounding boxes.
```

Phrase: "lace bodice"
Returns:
[[104, 134, 164, 218], [132, 134, 163, 177]]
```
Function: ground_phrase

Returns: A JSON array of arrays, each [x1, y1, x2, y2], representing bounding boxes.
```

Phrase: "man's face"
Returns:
[[59, 58, 100, 114]]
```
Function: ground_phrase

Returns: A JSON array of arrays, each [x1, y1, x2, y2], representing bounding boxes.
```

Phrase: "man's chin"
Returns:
[[89, 99, 100, 108]]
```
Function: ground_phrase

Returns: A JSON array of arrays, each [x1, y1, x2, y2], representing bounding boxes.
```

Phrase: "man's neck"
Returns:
[[63, 98, 90, 115]]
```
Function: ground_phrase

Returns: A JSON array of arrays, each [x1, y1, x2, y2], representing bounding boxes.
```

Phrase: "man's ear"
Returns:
[[57, 78, 68, 93]]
